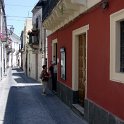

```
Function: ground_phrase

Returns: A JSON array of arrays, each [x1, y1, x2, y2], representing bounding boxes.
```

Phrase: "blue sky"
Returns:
[[5, 0, 37, 36]]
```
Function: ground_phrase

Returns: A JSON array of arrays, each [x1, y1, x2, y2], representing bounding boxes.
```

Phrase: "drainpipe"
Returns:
[[0, 8, 2, 80], [44, 28, 47, 65], [39, 14, 45, 67]]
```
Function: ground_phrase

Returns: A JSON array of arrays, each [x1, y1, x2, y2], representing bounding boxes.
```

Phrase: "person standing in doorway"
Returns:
[[49, 61, 54, 91], [40, 65, 49, 95]]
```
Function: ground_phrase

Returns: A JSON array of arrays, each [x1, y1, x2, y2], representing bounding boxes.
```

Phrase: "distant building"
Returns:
[[31, 0, 47, 80], [21, 18, 32, 75], [8, 32, 21, 68], [21, 0, 48, 81]]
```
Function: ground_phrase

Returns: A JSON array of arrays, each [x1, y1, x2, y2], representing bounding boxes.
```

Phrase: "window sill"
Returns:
[[110, 72, 124, 84]]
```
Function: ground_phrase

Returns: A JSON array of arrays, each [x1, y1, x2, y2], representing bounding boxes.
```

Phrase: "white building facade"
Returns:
[[8, 33, 21, 68], [21, 18, 32, 75], [21, 1, 48, 81], [0, 0, 7, 80]]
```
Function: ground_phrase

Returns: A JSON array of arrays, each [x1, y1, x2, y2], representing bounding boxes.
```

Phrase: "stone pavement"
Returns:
[[0, 68, 12, 124], [0, 68, 88, 124]]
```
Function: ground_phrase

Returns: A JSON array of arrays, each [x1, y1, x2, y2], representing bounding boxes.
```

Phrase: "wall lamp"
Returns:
[[101, 0, 109, 9]]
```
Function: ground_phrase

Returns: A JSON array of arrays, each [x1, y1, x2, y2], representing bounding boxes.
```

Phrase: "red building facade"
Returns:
[[43, 0, 124, 123]]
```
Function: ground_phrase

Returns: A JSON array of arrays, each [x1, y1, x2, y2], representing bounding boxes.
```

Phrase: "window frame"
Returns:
[[110, 9, 124, 83], [120, 21, 124, 72]]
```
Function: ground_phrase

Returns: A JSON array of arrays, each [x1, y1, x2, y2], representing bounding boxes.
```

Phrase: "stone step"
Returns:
[[72, 104, 84, 119]]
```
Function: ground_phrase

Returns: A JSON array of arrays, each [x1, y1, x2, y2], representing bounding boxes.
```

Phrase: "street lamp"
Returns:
[[9, 25, 14, 35], [101, 0, 109, 9]]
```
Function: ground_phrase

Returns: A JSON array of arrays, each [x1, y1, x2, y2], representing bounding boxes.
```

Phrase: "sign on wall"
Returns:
[[60, 47, 66, 80]]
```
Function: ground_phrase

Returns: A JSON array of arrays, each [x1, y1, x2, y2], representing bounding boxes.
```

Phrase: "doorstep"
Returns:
[[72, 104, 84, 119]]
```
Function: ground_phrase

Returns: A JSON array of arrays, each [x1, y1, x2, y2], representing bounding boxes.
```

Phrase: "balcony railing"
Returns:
[[27, 29, 39, 49], [42, 0, 60, 22]]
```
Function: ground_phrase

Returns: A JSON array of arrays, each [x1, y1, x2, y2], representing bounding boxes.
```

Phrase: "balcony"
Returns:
[[42, 0, 60, 22], [42, 0, 87, 32], [27, 29, 39, 49]]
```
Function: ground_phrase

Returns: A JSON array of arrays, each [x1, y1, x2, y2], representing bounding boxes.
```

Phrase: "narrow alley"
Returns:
[[0, 68, 87, 124], [1, 0, 124, 123]]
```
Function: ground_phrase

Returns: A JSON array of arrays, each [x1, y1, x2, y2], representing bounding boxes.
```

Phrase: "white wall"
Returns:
[[9, 33, 21, 68], [87, 0, 101, 8], [22, 52, 26, 72], [30, 53, 36, 79], [23, 18, 32, 50], [22, 18, 32, 74], [38, 54, 44, 81]]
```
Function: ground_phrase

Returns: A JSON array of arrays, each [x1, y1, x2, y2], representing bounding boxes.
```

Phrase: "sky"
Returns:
[[4, 0, 37, 36]]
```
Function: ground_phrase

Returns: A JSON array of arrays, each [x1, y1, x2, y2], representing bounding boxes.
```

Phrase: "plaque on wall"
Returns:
[[60, 48, 66, 80]]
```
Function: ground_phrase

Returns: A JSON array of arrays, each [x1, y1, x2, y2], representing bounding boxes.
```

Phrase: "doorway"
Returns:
[[52, 39, 58, 92], [72, 25, 89, 107]]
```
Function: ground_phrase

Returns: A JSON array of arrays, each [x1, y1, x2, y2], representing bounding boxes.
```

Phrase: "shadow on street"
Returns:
[[3, 68, 87, 124], [12, 68, 40, 84]]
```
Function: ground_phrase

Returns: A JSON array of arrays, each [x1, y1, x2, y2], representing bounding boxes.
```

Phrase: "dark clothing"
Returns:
[[49, 65, 54, 76], [40, 69, 49, 81], [49, 65, 56, 91]]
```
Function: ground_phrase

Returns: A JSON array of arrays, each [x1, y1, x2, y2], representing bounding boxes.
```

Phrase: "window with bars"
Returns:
[[120, 21, 124, 72]]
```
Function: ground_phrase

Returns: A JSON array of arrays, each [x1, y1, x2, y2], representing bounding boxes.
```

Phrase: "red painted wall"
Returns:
[[48, 0, 124, 120], [48, 26, 72, 87]]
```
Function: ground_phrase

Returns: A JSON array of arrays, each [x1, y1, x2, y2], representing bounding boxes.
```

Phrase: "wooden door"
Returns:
[[78, 34, 86, 106]]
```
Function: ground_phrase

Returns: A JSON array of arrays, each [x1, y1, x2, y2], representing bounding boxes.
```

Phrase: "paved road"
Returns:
[[0, 68, 88, 124]]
